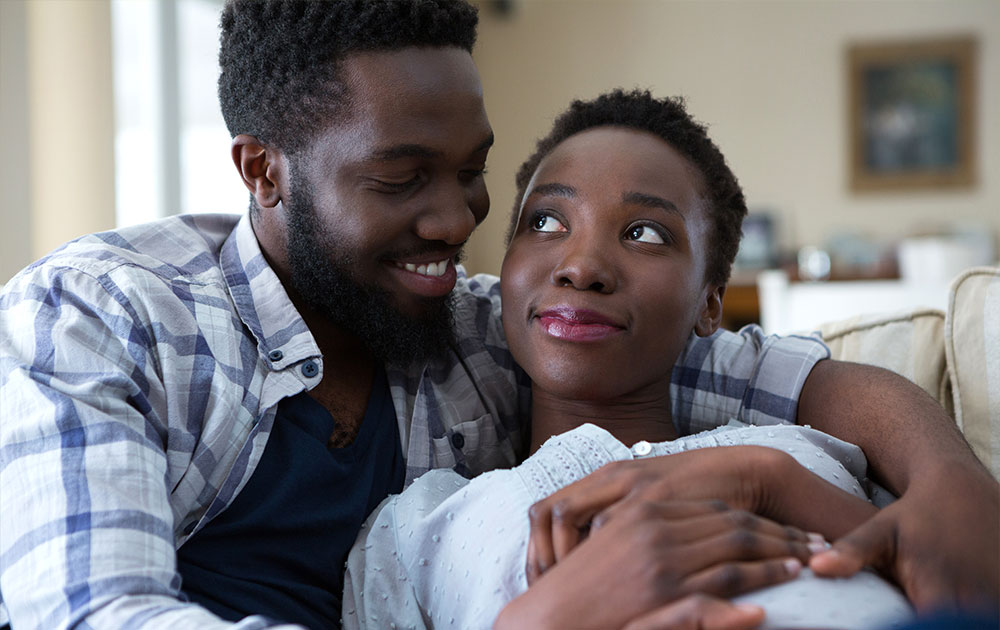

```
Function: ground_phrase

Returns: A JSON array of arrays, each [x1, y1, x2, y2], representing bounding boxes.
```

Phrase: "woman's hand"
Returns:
[[525, 446, 848, 584], [496, 498, 812, 630]]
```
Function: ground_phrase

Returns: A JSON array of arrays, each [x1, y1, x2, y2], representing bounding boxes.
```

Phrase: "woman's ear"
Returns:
[[694, 285, 725, 337], [231, 134, 284, 209]]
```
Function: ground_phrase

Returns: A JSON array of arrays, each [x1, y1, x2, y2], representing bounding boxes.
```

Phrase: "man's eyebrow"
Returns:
[[370, 133, 494, 163], [623, 191, 683, 218], [526, 182, 576, 199], [371, 144, 442, 162]]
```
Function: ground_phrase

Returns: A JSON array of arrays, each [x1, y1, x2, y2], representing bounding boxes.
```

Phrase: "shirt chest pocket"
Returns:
[[431, 415, 516, 477]]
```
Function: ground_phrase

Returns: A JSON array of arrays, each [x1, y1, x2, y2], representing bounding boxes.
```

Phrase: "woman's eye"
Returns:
[[531, 213, 567, 233], [625, 225, 666, 244]]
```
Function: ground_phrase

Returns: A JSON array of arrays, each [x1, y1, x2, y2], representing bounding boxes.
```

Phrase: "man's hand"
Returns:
[[525, 446, 868, 584], [621, 595, 765, 630], [811, 461, 1000, 612], [526, 447, 777, 583], [798, 360, 1000, 612], [496, 499, 812, 630]]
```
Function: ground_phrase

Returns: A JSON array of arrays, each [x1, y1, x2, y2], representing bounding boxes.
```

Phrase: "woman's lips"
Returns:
[[535, 307, 625, 342]]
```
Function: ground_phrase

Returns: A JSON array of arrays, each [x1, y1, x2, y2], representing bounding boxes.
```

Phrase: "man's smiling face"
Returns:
[[268, 46, 494, 363]]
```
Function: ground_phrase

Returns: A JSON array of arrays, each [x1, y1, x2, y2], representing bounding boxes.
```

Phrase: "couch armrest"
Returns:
[[945, 266, 1000, 479]]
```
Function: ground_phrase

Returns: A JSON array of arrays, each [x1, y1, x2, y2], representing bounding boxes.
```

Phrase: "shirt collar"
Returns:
[[221, 213, 320, 368]]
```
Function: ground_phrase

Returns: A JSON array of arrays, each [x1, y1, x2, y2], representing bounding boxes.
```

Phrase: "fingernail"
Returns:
[[784, 558, 802, 575], [808, 541, 830, 554], [807, 532, 826, 544]]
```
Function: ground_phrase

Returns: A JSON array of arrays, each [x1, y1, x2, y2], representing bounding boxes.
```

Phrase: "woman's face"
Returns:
[[501, 127, 722, 402]]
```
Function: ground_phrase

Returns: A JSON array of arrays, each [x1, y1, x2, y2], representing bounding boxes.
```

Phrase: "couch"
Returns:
[[813, 266, 999, 480]]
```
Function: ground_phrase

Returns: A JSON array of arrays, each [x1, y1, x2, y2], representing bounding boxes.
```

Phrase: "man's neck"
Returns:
[[252, 220, 382, 434], [527, 387, 678, 454], [298, 300, 379, 446]]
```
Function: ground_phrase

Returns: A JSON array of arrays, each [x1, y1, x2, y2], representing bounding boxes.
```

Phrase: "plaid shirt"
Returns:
[[0, 213, 829, 629]]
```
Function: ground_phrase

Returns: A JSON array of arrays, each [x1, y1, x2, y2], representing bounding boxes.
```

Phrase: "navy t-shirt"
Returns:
[[176, 366, 404, 629]]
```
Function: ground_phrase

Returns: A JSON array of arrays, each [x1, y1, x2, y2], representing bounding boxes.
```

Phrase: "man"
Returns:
[[0, 1, 995, 629]]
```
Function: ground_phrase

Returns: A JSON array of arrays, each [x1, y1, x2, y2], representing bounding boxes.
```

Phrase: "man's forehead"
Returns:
[[342, 46, 483, 102], [308, 46, 490, 159]]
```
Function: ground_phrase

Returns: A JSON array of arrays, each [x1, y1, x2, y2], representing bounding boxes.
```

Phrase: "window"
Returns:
[[112, 0, 246, 227]]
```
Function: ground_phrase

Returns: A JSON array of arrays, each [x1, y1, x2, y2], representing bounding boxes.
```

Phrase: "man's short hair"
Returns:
[[510, 89, 747, 287], [218, 0, 479, 153]]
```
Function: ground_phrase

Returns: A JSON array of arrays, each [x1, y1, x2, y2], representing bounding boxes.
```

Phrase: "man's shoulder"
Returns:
[[13, 213, 241, 291], [445, 269, 509, 361], [453, 268, 501, 305], [677, 325, 829, 371], [450, 269, 502, 328], [1, 213, 246, 334]]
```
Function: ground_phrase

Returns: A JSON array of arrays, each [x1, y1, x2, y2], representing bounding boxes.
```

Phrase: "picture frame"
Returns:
[[848, 36, 977, 191]]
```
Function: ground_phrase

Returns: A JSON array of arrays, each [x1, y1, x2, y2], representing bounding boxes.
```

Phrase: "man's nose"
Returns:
[[413, 184, 480, 245]]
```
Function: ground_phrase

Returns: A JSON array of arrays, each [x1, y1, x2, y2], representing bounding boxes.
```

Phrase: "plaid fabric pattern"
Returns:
[[0, 213, 828, 629]]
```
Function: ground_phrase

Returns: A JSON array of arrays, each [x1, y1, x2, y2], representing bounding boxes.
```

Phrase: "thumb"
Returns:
[[622, 595, 765, 630], [702, 603, 767, 630], [810, 513, 896, 578]]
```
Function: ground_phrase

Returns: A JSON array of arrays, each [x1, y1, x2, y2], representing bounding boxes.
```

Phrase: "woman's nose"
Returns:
[[551, 236, 617, 293]]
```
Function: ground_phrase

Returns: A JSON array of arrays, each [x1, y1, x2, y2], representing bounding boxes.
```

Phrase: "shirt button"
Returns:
[[268, 349, 283, 362], [632, 440, 652, 456], [301, 360, 319, 378], [451, 432, 465, 450]]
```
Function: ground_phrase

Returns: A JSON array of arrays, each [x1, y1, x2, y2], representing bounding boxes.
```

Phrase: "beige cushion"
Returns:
[[945, 266, 1000, 478], [816, 309, 949, 411]]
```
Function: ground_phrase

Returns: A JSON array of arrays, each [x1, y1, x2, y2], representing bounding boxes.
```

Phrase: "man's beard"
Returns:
[[283, 171, 456, 365]]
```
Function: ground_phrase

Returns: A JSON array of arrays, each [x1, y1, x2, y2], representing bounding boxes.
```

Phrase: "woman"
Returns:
[[342, 90, 912, 630]]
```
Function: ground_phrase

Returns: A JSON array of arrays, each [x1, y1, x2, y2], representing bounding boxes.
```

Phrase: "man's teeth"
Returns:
[[397, 259, 449, 277]]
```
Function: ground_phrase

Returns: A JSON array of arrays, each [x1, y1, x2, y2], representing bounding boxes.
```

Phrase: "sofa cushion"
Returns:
[[945, 266, 1000, 479], [816, 308, 948, 411]]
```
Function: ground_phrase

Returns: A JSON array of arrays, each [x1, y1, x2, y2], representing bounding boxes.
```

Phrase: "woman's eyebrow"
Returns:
[[623, 191, 683, 219], [527, 182, 576, 199]]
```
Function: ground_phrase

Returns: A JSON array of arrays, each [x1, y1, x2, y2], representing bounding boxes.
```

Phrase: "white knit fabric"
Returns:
[[343, 422, 913, 630]]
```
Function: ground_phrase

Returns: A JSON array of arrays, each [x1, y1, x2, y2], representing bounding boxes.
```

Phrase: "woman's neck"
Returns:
[[528, 386, 678, 454]]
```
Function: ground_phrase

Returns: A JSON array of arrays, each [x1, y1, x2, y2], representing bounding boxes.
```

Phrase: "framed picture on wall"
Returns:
[[848, 36, 977, 191]]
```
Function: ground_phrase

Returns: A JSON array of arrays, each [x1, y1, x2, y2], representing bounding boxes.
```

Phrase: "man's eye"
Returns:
[[374, 176, 420, 193], [625, 224, 666, 244], [460, 167, 487, 182], [531, 213, 567, 233]]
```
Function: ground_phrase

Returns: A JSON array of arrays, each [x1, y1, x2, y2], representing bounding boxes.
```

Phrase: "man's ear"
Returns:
[[231, 134, 284, 209], [694, 284, 725, 337]]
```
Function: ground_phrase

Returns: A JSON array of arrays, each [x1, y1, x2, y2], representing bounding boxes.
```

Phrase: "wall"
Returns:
[[2, 0, 995, 282], [0, 0, 32, 284], [0, 0, 115, 284], [466, 0, 1000, 276]]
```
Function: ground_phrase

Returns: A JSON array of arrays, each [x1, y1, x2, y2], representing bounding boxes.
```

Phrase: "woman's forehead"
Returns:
[[526, 127, 706, 215], [534, 127, 702, 190]]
